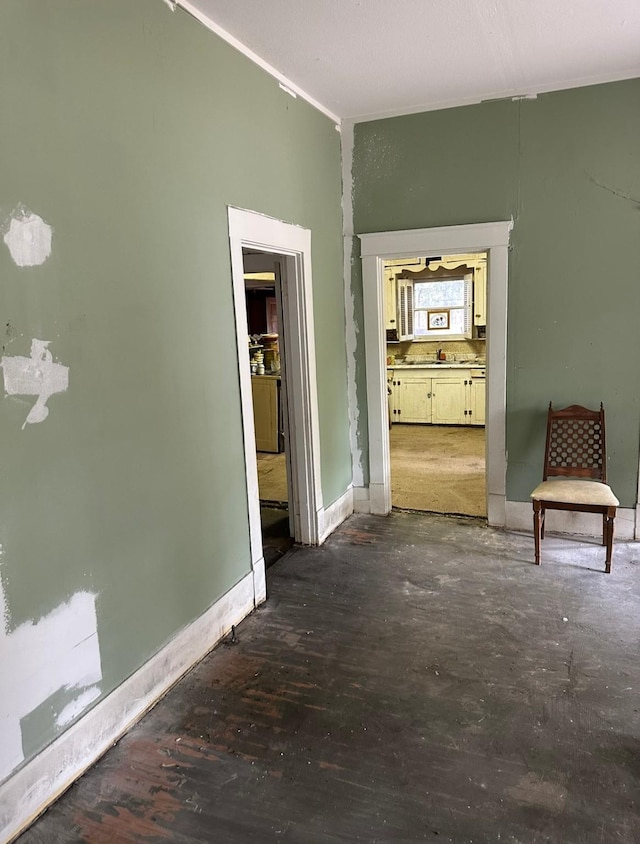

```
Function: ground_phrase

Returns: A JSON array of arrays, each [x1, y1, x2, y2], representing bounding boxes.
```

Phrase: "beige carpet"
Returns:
[[391, 424, 486, 516], [256, 425, 486, 516], [256, 451, 288, 503]]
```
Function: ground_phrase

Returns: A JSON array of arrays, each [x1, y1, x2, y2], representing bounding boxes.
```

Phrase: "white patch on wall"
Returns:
[[3, 208, 53, 267], [341, 121, 365, 487], [0, 575, 102, 783], [55, 686, 102, 728], [0, 545, 8, 638], [1, 339, 69, 429]]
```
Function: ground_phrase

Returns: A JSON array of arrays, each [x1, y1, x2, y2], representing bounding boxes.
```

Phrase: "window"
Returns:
[[396, 276, 472, 340], [414, 278, 472, 339]]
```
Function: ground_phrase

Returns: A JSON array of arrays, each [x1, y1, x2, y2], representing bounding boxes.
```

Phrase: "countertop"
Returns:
[[388, 363, 485, 370]]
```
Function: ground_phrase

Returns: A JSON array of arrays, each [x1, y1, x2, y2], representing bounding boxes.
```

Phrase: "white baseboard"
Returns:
[[487, 493, 506, 528], [0, 571, 256, 844], [352, 485, 371, 514], [253, 558, 267, 605], [368, 482, 391, 515], [336, 488, 638, 542], [319, 486, 354, 544], [505, 500, 636, 541]]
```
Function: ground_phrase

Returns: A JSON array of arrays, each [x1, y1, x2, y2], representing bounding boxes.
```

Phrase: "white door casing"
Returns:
[[228, 207, 324, 605], [359, 220, 513, 526]]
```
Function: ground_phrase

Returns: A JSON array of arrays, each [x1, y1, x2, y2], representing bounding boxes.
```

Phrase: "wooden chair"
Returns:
[[530, 403, 619, 573]]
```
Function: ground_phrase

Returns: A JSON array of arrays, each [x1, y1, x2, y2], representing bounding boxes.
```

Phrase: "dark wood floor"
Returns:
[[260, 504, 293, 568], [17, 512, 640, 843]]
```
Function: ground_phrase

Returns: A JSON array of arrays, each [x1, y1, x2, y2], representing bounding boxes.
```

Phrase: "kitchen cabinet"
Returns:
[[467, 376, 486, 425], [473, 262, 486, 326], [431, 377, 466, 424], [394, 376, 431, 422], [389, 368, 485, 426], [252, 375, 281, 452], [385, 258, 423, 335], [390, 370, 428, 422], [385, 267, 398, 333]]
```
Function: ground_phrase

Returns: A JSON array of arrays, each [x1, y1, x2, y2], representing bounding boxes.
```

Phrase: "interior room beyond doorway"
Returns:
[[385, 252, 487, 517], [244, 250, 293, 566]]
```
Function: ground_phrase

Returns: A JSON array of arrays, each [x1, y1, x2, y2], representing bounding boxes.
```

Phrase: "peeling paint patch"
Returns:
[[0, 583, 102, 781], [279, 83, 297, 99], [341, 122, 366, 488], [3, 208, 52, 267], [0, 544, 8, 636], [1, 339, 69, 429], [56, 686, 102, 728]]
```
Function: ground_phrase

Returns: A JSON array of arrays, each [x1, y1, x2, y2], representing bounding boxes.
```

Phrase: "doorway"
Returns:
[[228, 207, 324, 605], [359, 220, 513, 527], [243, 250, 293, 566], [385, 252, 487, 517]]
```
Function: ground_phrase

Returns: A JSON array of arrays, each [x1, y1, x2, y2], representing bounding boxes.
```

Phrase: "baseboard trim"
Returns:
[[319, 486, 354, 544], [505, 500, 636, 541], [0, 571, 256, 844], [352, 486, 371, 514], [330, 489, 637, 541]]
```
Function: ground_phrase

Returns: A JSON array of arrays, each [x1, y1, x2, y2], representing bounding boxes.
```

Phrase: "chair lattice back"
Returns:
[[543, 403, 606, 482]]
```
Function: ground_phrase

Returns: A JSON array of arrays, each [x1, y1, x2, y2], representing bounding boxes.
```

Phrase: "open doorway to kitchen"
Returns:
[[228, 207, 324, 604], [385, 253, 487, 517], [243, 250, 294, 567], [359, 221, 512, 527]]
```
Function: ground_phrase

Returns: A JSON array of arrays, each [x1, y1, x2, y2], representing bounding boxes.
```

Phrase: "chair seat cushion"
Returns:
[[531, 479, 619, 507]]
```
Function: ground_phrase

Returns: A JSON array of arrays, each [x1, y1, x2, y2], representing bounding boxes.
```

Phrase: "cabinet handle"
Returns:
[[469, 410, 473, 416]]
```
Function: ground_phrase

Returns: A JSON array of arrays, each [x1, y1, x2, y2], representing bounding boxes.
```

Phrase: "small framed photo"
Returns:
[[427, 309, 450, 330]]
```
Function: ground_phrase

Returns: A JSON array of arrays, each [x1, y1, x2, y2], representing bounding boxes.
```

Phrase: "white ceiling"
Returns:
[[184, 0, 640, 122]]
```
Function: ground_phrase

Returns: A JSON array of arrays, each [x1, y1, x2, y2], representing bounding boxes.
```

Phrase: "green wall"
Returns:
[[0, 0, 349, 771], [352, 79, 640, 505]]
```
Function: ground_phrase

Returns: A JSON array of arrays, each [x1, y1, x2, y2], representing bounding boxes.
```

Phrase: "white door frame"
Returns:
[[228, 207, 323, 604], [359, 220, 513, 527]]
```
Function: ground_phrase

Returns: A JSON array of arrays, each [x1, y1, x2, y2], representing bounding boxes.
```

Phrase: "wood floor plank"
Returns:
[[16, 512, 640, 843]]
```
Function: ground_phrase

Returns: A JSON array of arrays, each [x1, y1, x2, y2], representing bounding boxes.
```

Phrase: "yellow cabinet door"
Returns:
[[385, 270, 397, 332], [252, 376, 280, 452], [473, 263, 487, 326], [469, 378, 486, 425], [431, 377, 465, 424], [396, 378, 431, 423]]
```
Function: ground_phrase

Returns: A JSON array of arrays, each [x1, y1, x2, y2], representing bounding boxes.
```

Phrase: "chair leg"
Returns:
[[533, 505, 542, 565], [602, 514, 607, 546], [540, 508, 546, 540], [604, 516, 614, 574]]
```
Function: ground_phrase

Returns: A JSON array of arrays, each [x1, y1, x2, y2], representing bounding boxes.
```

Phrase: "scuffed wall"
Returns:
[[3, 207, 53, 268], [1, 339, 69, 428], [351, 80, 640, 505], [0, 566, 102, 781], [0, 0, 347, 784]]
